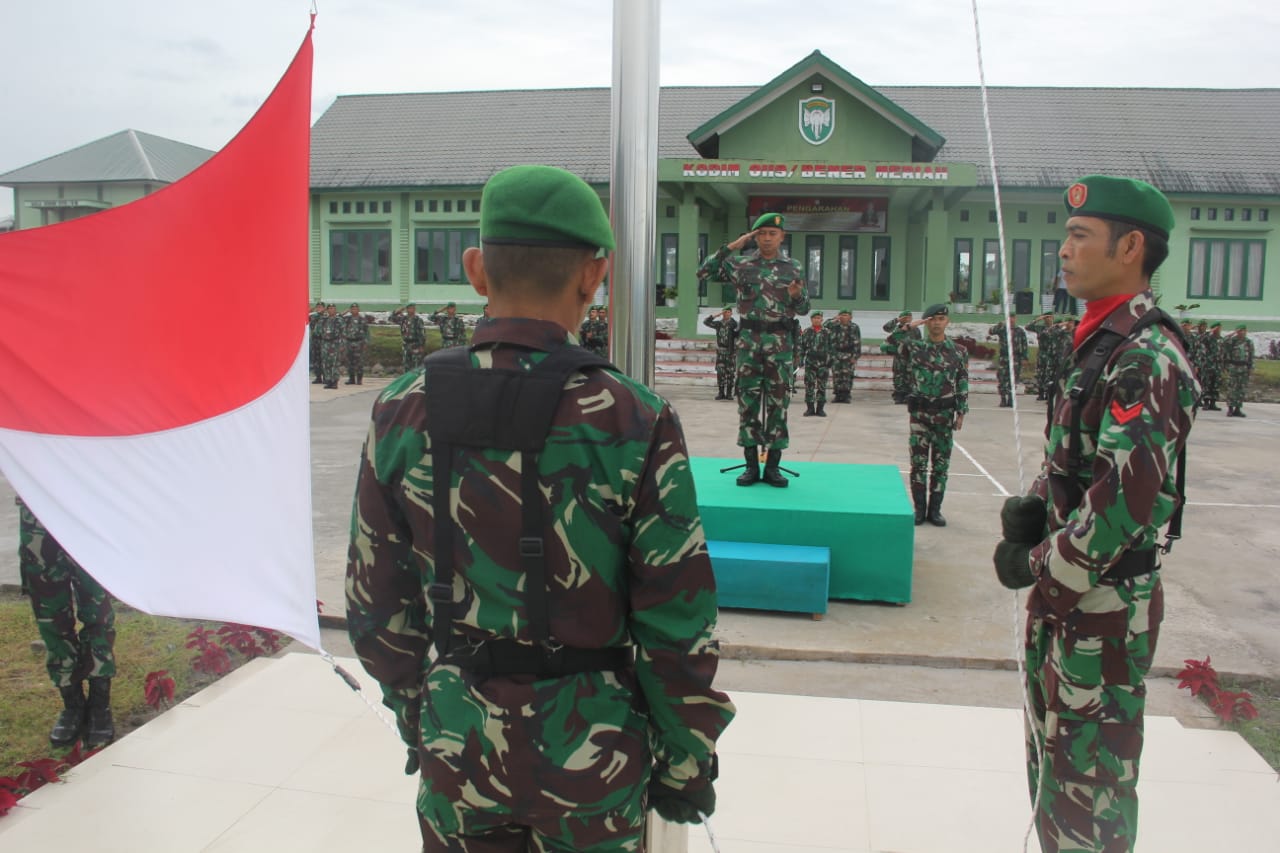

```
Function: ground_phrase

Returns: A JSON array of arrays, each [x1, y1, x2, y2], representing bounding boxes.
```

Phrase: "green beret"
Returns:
[[722, 305, 734, 312], [811, 310, 823, 319], [838, 309, 852, 316], [752, 212, 786, 231], [898, 310, 912, 319], [350, 302, 359, 308], [1211, 321, 1222, 329], [1236, 324, 1248, 331], [446, 301, 456, 308], [480, 165, 615, 251], [922, 303, 948, 319], [1064, 175, 1175, 240]]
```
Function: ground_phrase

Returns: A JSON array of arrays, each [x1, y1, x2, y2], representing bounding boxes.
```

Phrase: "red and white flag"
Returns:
[[0, 25, 320, 649]]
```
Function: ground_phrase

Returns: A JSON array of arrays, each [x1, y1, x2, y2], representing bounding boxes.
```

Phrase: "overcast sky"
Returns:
[[3, 0, 1279, 219]]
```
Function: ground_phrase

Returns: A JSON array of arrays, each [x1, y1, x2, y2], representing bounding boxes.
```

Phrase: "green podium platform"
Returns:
[[690, 457, 914, 603]]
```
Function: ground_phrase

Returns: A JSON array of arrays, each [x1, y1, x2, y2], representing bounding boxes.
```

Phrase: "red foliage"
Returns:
[[15, 758, 64, 788], [255, 628, 284, 655], [1210, 689, 1259, 723], [0, 787, 17, 817], [184, 626, 218, 651], [144, 670, 176, 710], [192, 643, 232, 676], [1177, 656, 1220, 698], [217, 624, 263, 657], [316, 599, 325, 615], [1177, 656, 1259, 723]]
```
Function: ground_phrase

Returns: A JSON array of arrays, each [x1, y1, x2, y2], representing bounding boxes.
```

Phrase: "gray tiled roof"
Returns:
[[311, 84, 1280, 196], [0, 130, 214, 185]]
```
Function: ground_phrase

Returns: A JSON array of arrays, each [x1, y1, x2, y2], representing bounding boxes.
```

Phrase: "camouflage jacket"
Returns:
[[698, 247, 809, 323], [346, 317, 734, 801], [797, 325, 833, 369], [340, 313, 371, 342], [1221, 334, 1255, 370], [881, 319, 921, 351], [988, 323, 1029, 363], [317, 314, 343, 342], [1185, 332, 1205, 372], [1027, 291, 1200, 633], [392, 311, 427, 346], [824, 319, 862, 357], [702, 314, 739, 351], [1200, 333, 1224, 370], [902, 336, 969, 413], [430, 312, 467, 344], [581, 317, 608, 350]]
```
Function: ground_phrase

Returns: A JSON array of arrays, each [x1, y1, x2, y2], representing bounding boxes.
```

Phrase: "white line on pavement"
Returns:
[[1186, 501, 1280, 509], [954, 441, 1011, 497]]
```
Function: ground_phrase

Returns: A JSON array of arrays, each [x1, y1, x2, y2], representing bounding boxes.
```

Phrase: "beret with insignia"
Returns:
[[922, 303, 949, 319], [1064, 175, 1175, 240], [752, 212, 786, 231]]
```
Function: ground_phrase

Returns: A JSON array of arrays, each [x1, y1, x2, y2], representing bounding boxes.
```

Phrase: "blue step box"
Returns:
[[706, 540, 831, 620]]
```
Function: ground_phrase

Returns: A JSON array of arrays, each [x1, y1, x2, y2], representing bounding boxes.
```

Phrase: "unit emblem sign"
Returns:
[[799, 97, 835, 145]]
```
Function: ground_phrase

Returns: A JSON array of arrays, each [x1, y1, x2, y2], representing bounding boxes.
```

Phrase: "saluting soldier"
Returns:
[[797, 310, 833, 417], [309, 300, 327, 384], [698, 212, 809, 487], [1027, 312, 1058, 401], [703, 305, 740, 401], [340, 302, 371, 385], [902, 304, 968, 526], [347, 165, 734, 852], [993, 176, 1200, 853], [1200, 321, 1225, 410], [429, 301, 467, 349], [1222, 324, 1255, 417], [825, 308, 862, 403], [390, 303, 428, 373], [881, 310, 921, 404], [988, 314, 1029, 407], [318, 303, 343, 388]]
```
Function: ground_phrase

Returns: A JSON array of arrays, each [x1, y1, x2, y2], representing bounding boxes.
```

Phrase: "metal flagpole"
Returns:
[[609, 0, 660, 387]]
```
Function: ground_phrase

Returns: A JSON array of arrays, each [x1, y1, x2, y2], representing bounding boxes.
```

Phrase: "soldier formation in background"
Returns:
[[901, 305, 968, 527], [1196, 321, 1225, 409], [1222, 324, 1256, 416], [797, 310, 833, 417], [988, 315, 1028, 407], [17, 497, 116, 750], [317, 303, 342, 388], [825, 308, 862, 403], [340, 302, 371, 385], [429, 301, 467, 350], [699, 212, 809, 488], [308, 300, 327, 384], [1027, 313, 1074, 402], [579, 304, 609, 357], [390, 304, 427, 373], [882, 311, 921, 404], [703, 305, 740, 400]]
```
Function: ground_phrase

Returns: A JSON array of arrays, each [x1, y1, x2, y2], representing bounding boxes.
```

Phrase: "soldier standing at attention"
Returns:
[[17, 497, 116, 749], [1026, 312, 1057, 401], [340, 302, 371, 385], [318, 303, 343, 389], [1222, 324, 1255, 417], [430, 301, 467, 349], [309, 300, 327, 384], [390, 303, 428, 374], [881, 311, 920, 404], [703, 305, 739, 401], [1200, 321, 1225, 410], [825, 308, 861, 403], [346, 165, 734, 852], [993, 176, 1199, 853], [698, 213, 809, 487], [797, 310, 833, 417], [902, 304, 968, 526], [579, 305, 599, 355], [988, 314, 1029, 407]]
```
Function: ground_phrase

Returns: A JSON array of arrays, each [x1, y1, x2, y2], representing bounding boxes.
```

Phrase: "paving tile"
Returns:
[[860, 698, 1025, 772], [719, 690, 862, 762], [202, 787, 420, 852]]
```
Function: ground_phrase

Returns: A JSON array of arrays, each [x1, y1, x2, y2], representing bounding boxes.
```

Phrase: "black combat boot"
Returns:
[[803, 402, 815, 416], [736, 447, 760, 487], [912, 484, 927, 526], [1205, 400, 1221, 411], [816, 401, 826, 417], [927, 491, 947, 527], [85, 677, 115, 749], [762, 448, 788, 488], [714, 385, 725, 400], [50, 683, 86, 747], [1236, 407, 1247, 418]]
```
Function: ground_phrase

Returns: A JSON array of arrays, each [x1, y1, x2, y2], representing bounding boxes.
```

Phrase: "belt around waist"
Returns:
[[439, 639, 632, 677], [907, 396, 958, 413], [1100, 549, 1159, 583], [739, 318, 792, 334]]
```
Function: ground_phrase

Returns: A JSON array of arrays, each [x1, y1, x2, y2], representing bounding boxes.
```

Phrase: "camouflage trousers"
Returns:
[[907, 410, 956, 494], [415, 668, 648, 852], [310, 337, 322, 379], [736, 333, 795, 449], [831, 353, 856, 398], [440, 337, 465, 350], [1225, 365, 1249, 407], [891, 352, 909, 398], [803, 363, 831, 406], [1035, 354, 1055, 395], [402, 342, 426, 374], [1024, 586, 1159, 853], [343, 339, 367, 381], [321, 340, 342, 384], [1201, 366, 1221, 403], [715, 350, 736, 393], [18, 506, 116, 688], [996, 358, 1023, 398]]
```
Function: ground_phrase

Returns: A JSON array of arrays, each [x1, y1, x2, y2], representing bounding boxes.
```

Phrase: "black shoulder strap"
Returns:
[[422, 343, 614, 658]]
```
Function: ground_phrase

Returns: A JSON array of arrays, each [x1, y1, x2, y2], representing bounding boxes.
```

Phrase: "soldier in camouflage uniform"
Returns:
[[703, 305, 739, 401], [989, 315, 1029, 407], [825, 308, 861, 403], [580, 305, 609, 358], [1222, 324, 1255, 417], [902, 305, 968, 527], [1027, 313, 1058, 401], [994, 176, 1200, 853], [1199, 321, 1225, 410], [340, 302, 371, 385], [698, 212, 809, 487], [390, 304, 428, 374], [430, 301, 468, 350], [17, 497, 116, 749], [881, 311, 921, 404], [318, 303, 343, 388], [347, 165, 734, 852], [309, 300, 326, 384], [797, 310, 833, 417]]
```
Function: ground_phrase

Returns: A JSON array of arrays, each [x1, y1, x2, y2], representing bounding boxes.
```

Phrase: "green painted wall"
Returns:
[[13, 182, 157, 229]]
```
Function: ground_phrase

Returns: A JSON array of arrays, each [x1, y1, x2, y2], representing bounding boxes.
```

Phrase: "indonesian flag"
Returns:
[[0, 24, 320, 649]]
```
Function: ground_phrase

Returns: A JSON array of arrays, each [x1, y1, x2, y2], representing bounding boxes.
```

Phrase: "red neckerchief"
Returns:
[[1073, 293, 1134, 349]]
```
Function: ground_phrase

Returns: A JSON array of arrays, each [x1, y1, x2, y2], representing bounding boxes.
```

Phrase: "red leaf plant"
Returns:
[[1176, 655, 1259, 723], [192, 643, 232, 676], [217, 624, 264, 657], [1176, 656, 1219, 698], [144, 670, 176, 710], [0, 787, 18, 818], [1209, 689, 1259, 724], [255, 628, 284, 655]]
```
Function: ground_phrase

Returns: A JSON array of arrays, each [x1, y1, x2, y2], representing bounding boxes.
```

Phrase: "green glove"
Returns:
[[1000, 496, 1048, 544], [993, 540, 1035, 589], [648, 778, 716, 824]]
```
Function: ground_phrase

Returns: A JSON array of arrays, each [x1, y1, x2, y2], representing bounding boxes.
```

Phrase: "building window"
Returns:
[[661, 233, 679, 290], [329, 201, 337, 214], [414, 200, 424, 213], [1260, 209, 1270, 222], [355, 201, 365, 214], [960, 209, 970, 223], [1225, 208, 1235, 222], [1187, 238, 1264, 299], [780, 235, 793, 259], [457, 200, 466, 213], [838, 236, 857, 299], [329, 229, 391, 284], [982, 239, 1002, 304], [444, 200, 453, 213], [342, 201, 351, 214], [1040, 240, 1060, 295], [697, 234, 710, 299], [428, 200, 438, 213], [988, 210, 997, 223], [382, 201, 392, 214], [804, 236, 824, 298], [953, 239, 972, 302], [871, 236, 891, 301], [415, 228, 479, 283], [1207, 208, 1217, 221], [1190, 207, 1200, 221], [1047, 211, 1057, 225], [1012, 239, 1031, 291], [1017, 210, 1028, 224], [1242, 208, 1252, 222], [472, 199, 481, 212], [665, 205, 676, 219]]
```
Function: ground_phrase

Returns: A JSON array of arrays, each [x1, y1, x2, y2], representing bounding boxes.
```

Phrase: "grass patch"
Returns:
[[0, 591, 240, 780], [1218, 676, 1280, 772]]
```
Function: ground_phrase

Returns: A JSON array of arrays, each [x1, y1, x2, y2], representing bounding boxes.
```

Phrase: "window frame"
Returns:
[[953, 238, 973, 301], [871, 236, 891, 301], [414, 227, 480, 284], [329, 229, 391, 284], [805, 235, 824, 298], [838, 235, 857, 300], [1187, 237, 1265, 300]]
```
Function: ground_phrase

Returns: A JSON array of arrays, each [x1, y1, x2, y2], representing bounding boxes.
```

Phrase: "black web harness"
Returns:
[[422, 342, 631, 677], [1048, 307, 1189, 576]]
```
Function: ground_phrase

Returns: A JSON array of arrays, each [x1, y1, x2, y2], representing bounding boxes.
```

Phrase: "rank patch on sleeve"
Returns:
[[1109, 356, 1151, 425]]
